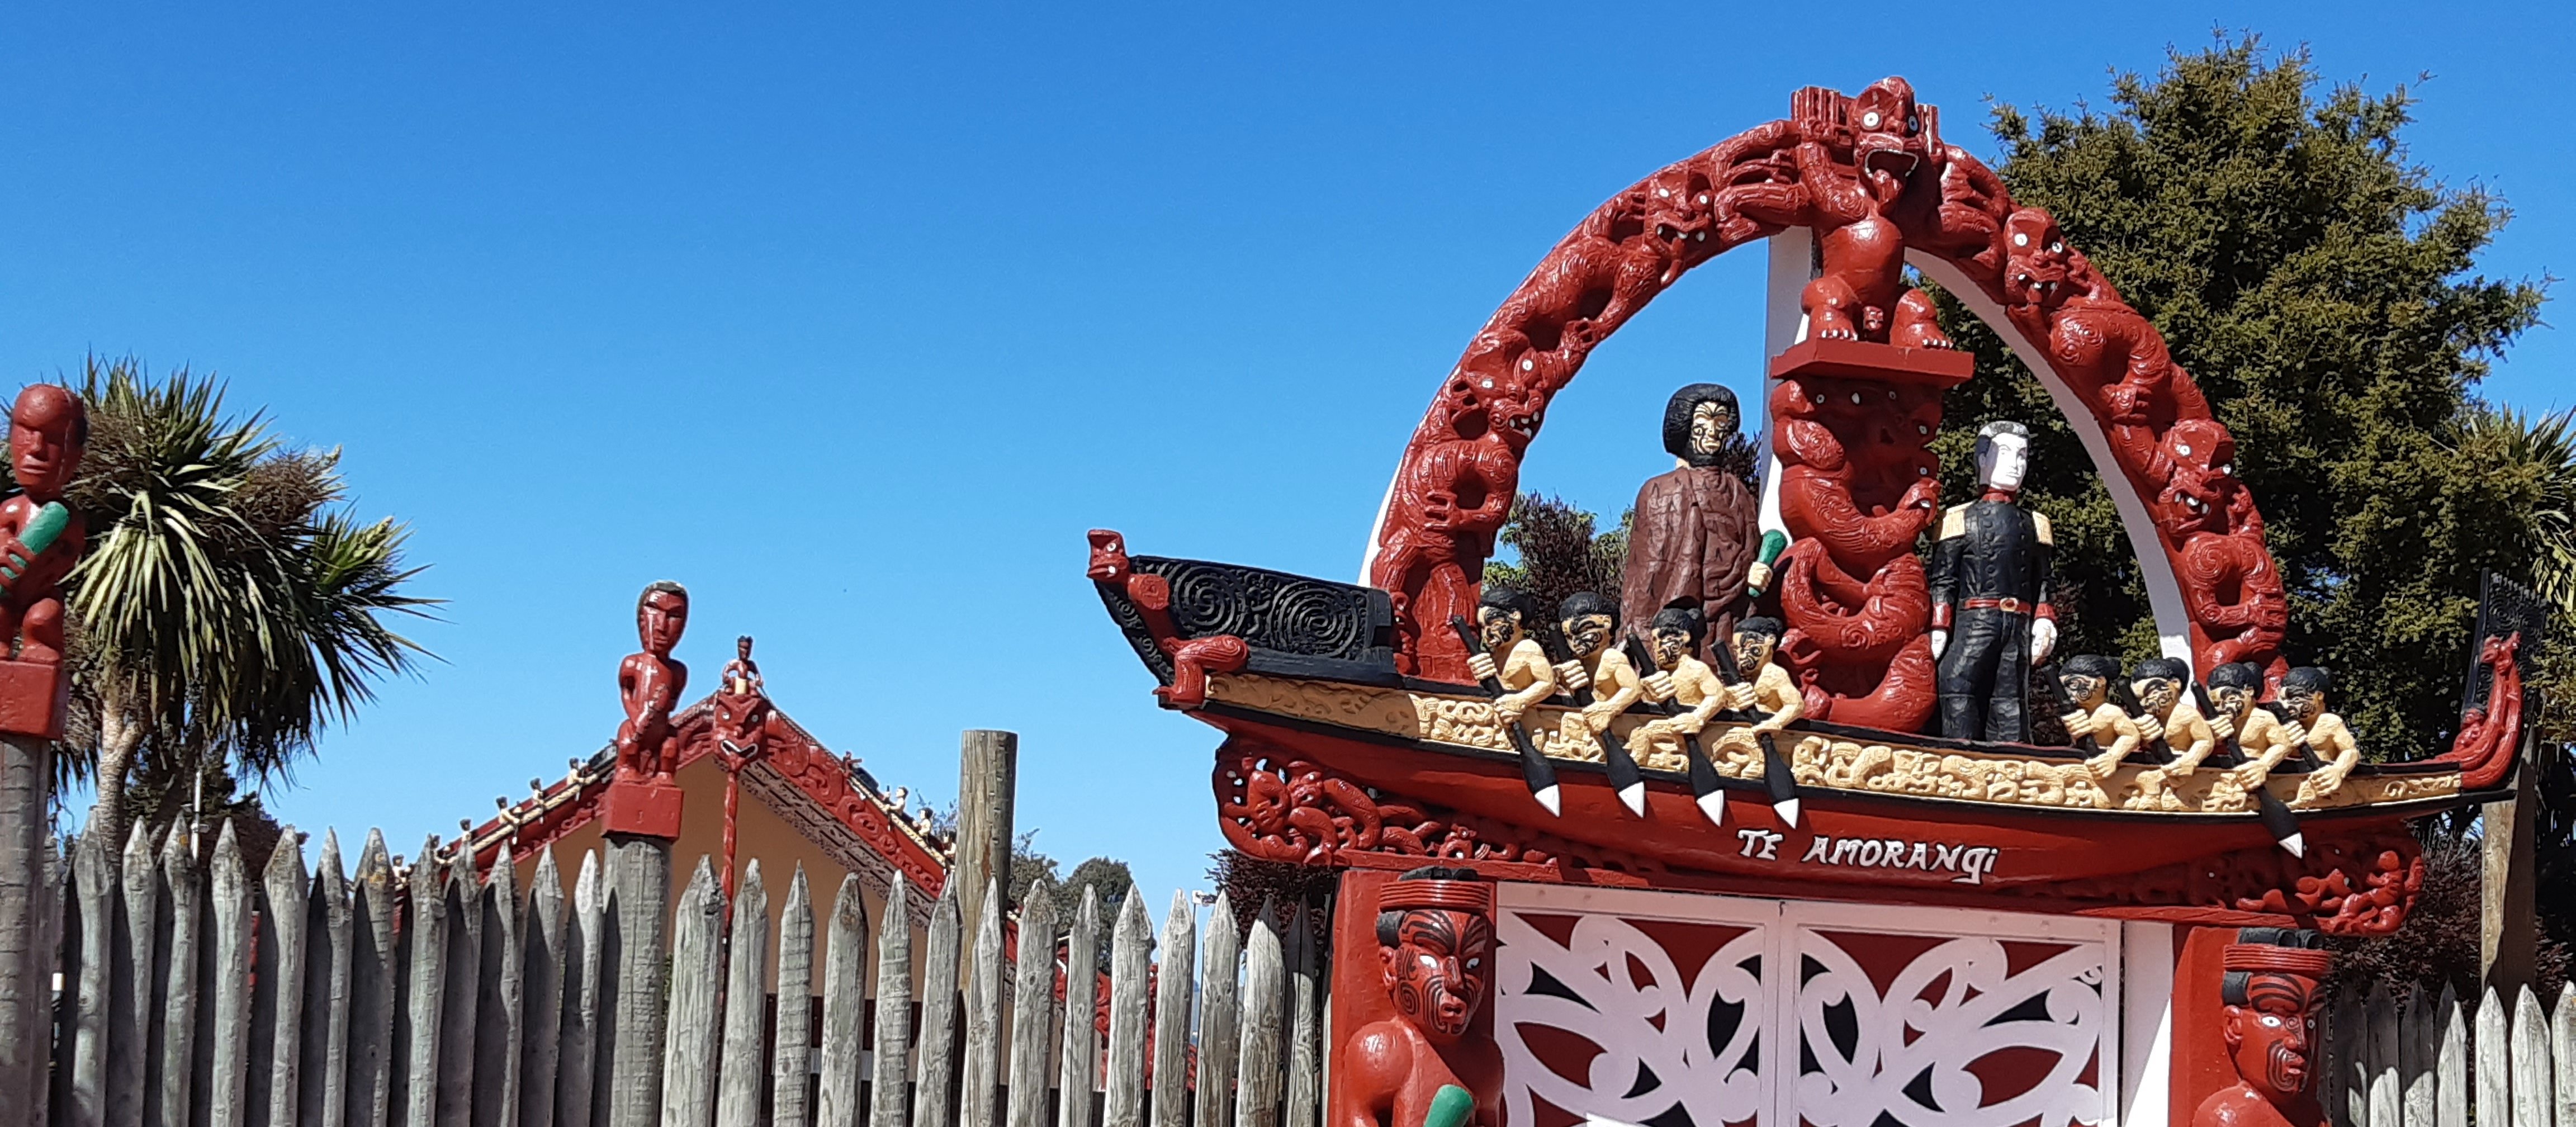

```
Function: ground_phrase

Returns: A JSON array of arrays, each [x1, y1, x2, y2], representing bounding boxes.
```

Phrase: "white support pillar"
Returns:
[[2120, 921, 2178, 1127]]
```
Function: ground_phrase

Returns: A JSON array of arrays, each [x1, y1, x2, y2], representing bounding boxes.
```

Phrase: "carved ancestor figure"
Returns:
[[2270, 668, 2358, 806], [2202, 662, 2291, 807], [1930, 422, 2058, 741], [2435, 632, 2525, 790], [1756, 78, 1955, 347], [1550, 593, 1642, 750], [1336, 867, 1498, 1127], [0, 386, 87, 669], [2058, 655, 2141, 779], [2131, 657, 2218, 775], [1623, 385, 1770, 665], [1462, 589, 1556, 723], [1631, 604, 1727, 759], [2193, 930, 2331, 1127], [616, 581, 690, 783]]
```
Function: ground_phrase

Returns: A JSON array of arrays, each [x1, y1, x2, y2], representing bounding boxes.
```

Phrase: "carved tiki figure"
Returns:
[[1784, 78, 1955, 348], [0, 385, 88, 737], [1336, 867, 1498, 1127], [616, 581, 691, 783], [1463, 588, 1557, 723], [1622, 384, 1767, 665], [1930, 421, 2058, 742], [2194, 930, 2331, 1127]]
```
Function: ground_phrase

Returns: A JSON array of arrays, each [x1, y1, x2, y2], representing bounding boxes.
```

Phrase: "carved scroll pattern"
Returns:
[[1494, 910, 1768, 1127], [1136, 556, 1394, 662], [1793, 929, 2109, 1127]]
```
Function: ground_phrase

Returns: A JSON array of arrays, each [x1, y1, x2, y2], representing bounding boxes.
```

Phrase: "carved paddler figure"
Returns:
[[2058, 654, 2141, 779], [1622, 383, 1773, 667], [1726, 615, 1803, 733], [1631, 604, 1727, 757], [1930, 420, 2059, 742], [2130, 656, 2218, 775], [1336, 866, 1498, 1127], [1550, 591, 1643, 749], [2272, 667, 2357, 805], [1461, 589, 1555, 723]]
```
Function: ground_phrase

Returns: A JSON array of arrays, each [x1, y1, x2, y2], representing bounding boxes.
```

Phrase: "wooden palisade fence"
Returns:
[[2319, 981, 2576, 1127], [17, 818, 1325, 1127]]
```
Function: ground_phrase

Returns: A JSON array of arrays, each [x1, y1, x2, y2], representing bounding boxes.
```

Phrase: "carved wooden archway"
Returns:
[[1361, 78, 2286, 693]]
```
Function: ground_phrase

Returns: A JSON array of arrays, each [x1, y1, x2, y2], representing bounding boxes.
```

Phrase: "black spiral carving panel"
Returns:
[[1095, 556, 1399, 686]]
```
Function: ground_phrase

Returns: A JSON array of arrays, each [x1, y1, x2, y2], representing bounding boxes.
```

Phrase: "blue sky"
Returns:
[[5, 3, 2569, 904]]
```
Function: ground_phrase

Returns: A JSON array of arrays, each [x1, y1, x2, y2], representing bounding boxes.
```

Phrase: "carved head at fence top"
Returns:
[[9, 385, 84, 503], [2197, 929, 2331, 1127], [1376, 866, 1495, 1043]]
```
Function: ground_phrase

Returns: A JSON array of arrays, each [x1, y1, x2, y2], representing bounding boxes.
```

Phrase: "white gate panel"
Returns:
[[1491, 886, 2121, 1127]]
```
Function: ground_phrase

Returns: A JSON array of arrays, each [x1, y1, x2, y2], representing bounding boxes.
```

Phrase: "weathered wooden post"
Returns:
[[1101, 893, 1151, 1127], [248, 831, 311, 1127], [662, 858, 727, 1127], [816, 874, 873, 1127], [2480, 729, 2539, 997], [772, 866, 817, 1127], [868, 878, 916, 1127], [0, 732, 51, 1127], [913, 883, 965, 1127], [953, 731, 1016, 992], [1004, 880, 1058, 1127], [1193, 892, 1240, 1127], [1054, 889, 1100, 1127], [519, 848, 567, 1127], [1149, 893, 1196, 1127], [714, 860, 771, 1127], [961, 880, 1004, 1127]]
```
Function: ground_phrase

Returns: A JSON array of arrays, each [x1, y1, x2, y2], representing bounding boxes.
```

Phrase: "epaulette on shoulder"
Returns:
[[1939, 504, 1969, 538]]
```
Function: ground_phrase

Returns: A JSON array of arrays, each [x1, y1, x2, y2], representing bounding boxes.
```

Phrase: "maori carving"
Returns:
[[1794, 927, 2108, 1127], [2194, 931, 2331, 1127], [1337, 868, 1499, 1127], [2435, 632, 2524, 790], [1769, 372, 1944, 730], [1368, 78, 2289, 687], [1087, 530, 1250, 709], [2018, 831, 2423, 936], [1198, 673, 2461, 820], [0, 385, 87, 737], [1997, 207, 2286, 679], [1211, 741, 1660, 875], [604, 580, 691, 837]]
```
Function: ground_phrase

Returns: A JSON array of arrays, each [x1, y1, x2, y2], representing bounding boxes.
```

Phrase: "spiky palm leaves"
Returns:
[[2456, 404, 2576, 615], [53, 357, 434, 845]]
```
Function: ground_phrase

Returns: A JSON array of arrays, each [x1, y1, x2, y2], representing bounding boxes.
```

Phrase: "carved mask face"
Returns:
[[2280, 684, 2324, 723], [639, 589, 689, 657], [1477, 605, 1522, 654], [1381, 908, 1493, 1041], [2061, 671, 2106, 708], [2001, 209, 2071, 311], [1651, 626, 1694, 669], [2213, 684, 2258, 723], [2224, 970, 2320, 1097], [1561, 614, 1612, 659], [1731, 631, 1777, 674], [2132, 678, 2180, 715], [1851, 78, 1927, 202], [1689, 400, 1736, 457], [2153, 419, 2241, 533], [1979, 430, 2030, 493], [9, 386, 83, 503]]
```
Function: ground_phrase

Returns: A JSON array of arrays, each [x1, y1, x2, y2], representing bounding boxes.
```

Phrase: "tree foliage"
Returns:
[[1931, 37, 2548, 766], [1480, 493, 1631, 614], [36, 357, 437, 845]]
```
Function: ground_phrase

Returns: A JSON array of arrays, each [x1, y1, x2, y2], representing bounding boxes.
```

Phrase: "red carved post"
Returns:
[[603, 581, 690, 839], [711, 635, 773, 903], [1330, 867, 1500, 1127], [0, 385, 88, 737], [2183, 930, 2332, 1127]]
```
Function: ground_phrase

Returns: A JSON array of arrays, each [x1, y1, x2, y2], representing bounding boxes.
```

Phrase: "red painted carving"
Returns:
[[0, 385, 87, 737], [2193, 933, 2331, 1127], [1766, 365, 1946, 729], [1087, 529, 1249, 708], [2016, 829, 2422, 936], [1996, 207, 2287, 680], [603, 580, 690, 837], [2433, 632, 2522, 790], [712, 635, 772, 898], [1367, 79, 2288, 688], [1213, 743, 1658, 875], [1334, 868, 1500, 1127]]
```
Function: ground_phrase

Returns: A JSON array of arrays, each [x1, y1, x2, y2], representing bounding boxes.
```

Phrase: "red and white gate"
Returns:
[[1493, 884, 2130, 1127]]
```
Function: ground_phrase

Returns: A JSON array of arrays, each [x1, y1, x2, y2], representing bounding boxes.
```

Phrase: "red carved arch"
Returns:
[[1362, 79, 2286, 689]]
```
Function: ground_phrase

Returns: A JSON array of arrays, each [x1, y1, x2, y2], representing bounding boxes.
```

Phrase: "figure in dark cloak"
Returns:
[[1622, 384, 1769, 667]]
